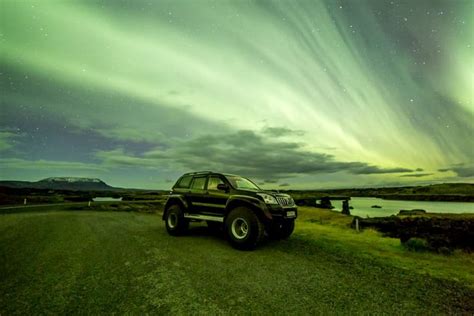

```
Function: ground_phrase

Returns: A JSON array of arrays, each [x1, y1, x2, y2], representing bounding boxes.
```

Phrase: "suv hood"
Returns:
[[238, 188, 291, 198]]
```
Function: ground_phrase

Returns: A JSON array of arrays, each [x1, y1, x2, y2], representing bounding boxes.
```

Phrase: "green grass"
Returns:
[[298, 207, 474, 286], [1, 207, 473, 314]]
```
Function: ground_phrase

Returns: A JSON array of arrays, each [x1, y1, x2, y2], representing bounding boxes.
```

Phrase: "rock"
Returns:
[[398, 209, 427, 216], [354, 215, 474, 252], [319, 197, 333, 209], [295, 199, 307, 206], [341, 200, 350, 215], [294, 198, 318, 207]]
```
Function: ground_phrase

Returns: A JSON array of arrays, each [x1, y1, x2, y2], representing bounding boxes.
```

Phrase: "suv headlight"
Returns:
[[288, 197, 295, 206], [257, 193, 278, 205]]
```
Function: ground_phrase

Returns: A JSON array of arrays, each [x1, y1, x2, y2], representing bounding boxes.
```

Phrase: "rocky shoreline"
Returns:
[[352, 214, 474, 252]]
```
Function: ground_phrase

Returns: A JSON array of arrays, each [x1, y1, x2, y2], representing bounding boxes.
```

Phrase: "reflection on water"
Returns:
[[331, 197, 474, 217]]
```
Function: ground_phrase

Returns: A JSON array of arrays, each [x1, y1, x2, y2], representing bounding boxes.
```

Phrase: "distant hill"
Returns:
[[284, 183, 474, 202], [0, 177, 114, 191], [321, 183, 474, 196]]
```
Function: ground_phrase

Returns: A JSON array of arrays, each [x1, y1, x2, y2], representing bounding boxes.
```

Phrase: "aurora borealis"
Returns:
[[1, 0, 473, 189]]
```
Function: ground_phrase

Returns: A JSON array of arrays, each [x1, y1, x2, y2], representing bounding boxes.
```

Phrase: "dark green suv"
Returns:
[[163, 171, 297, 249]]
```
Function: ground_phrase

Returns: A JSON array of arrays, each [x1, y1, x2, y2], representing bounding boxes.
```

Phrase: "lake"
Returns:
[[330, 197, 474, 217], [92, 197, 123, 202]]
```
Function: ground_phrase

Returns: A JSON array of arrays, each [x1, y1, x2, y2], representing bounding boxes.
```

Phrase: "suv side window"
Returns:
[[190, 176, 207, 190], [175, 175, 192, 188], [207, 176, 225, 191]]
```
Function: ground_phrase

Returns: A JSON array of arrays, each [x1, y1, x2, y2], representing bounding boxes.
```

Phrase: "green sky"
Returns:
[[0, 0, 473, 189]]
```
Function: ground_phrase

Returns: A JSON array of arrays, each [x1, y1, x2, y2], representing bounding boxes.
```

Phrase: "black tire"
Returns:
[[268, 219, 295, 240], [165, 204, 189, 236], [225, 207, 264, 250]]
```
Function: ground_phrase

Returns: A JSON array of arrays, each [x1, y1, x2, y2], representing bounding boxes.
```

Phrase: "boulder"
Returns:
[[398, 209, 426, 216], [319, 196, 333, 209], [353, 216, 474, 251], [341, 200, 351, 215]]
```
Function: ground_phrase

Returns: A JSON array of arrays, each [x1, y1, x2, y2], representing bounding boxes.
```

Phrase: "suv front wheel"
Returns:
[[165, 204, 189, 236], [225, 207, 264, 250]]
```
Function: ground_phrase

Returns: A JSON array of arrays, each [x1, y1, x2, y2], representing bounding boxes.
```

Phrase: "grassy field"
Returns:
[[1, 206, 473, 314]]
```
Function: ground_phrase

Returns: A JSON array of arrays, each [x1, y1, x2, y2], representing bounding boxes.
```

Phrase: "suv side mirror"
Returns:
[[217, 183, 229, 192]]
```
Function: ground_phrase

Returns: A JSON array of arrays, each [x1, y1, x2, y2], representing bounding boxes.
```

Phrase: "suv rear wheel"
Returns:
[[165, 204, 189, 236], [225, 207, 264, 250], [268, 219, 295, 239]]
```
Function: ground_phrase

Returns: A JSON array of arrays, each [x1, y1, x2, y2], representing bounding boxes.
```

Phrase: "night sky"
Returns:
[[1, 0, 473, 189]]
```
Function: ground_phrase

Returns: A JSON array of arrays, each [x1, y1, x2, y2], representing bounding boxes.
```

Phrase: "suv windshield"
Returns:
[[226, 176, 260, 190]]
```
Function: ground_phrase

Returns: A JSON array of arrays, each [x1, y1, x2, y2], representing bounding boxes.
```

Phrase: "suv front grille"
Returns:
[[276, 196, 295, 207]]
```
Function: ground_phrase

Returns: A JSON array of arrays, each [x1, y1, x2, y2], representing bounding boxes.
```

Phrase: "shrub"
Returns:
[[437, 247, 452, 255], [403, 237, 430, 252]]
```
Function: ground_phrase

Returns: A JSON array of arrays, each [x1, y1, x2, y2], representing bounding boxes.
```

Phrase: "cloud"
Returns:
[[400, 173, 433, 178], [97, 129, 415, 181], [0, 158, 106, 172], [95, 148, 162, 169], [261, 127, 305, 137], [263, 179, 278, 184], [350, 166, 414, 175], [95, 128, 167, 144], [438, 164, 474, 178], [0, 130, 23, 152]]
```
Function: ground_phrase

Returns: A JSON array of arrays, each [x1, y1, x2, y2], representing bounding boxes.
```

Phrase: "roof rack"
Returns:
[[183, 171, 214, 175]]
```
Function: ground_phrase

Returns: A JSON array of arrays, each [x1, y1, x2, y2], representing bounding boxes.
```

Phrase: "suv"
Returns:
[[163, 171, 297, 249]]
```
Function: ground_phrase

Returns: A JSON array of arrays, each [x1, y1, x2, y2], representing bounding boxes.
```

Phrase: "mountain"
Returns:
[[284, 183, 474, 202], [0, 177, 114, 191]]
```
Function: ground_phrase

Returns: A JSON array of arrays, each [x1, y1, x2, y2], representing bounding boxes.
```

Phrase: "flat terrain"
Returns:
[[1, 206, 473, 314]]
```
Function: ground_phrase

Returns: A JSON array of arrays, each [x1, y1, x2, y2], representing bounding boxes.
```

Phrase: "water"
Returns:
[[92, 197, 123, 202], [330, 197, 474, 217]]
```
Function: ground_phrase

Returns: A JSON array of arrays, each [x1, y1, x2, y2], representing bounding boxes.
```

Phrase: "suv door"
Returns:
[[187, 176, 208, 213], [172, 174, 193, 203], [203, 175, 230, 215]]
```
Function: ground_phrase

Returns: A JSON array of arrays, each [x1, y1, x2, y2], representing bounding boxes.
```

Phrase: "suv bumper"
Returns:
[[266, 204, 298, 220]]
